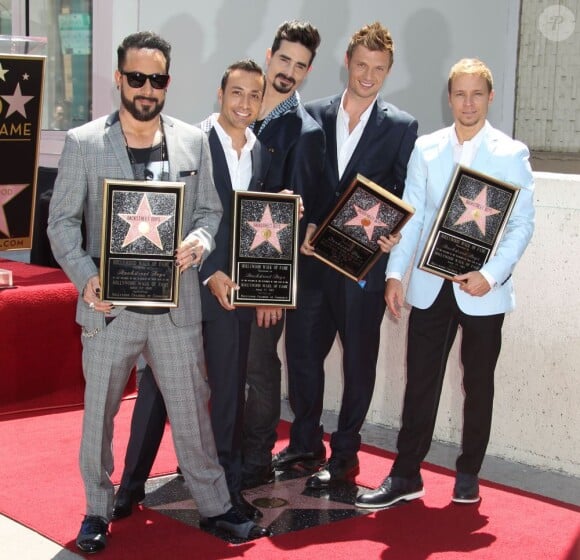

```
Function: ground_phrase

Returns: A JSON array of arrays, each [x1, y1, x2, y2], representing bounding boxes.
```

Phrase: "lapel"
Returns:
[[322, 97, 340, 184], [471, 124, 497, 172], [208, 128, 233, 192], [105, 112, 133, 179], [248, 142, 266, 192], [434, 126, 456, 192], [161, 115, 181, 181], [340, 99, 389, 187]]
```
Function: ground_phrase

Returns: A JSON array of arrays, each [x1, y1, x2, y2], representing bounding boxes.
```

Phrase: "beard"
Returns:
[[272, 73, 296, 95], [121, 91, 164, 121]]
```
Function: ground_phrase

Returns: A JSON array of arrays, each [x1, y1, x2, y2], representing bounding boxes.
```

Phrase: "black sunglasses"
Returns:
[[120, 71, 170, 89]]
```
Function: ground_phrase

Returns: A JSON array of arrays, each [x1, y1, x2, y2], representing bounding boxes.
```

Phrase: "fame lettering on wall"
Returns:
[[0, 54, 45, 251]]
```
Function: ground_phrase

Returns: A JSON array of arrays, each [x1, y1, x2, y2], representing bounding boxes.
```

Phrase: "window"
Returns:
[[29, 0, 93, 131], [3, 0, 111, 166], [0, 2, 12, 34]]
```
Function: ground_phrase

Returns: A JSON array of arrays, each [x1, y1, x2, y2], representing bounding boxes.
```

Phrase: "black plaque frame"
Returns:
[[99, 179, 184, 307], [230, 191, 300, 308], [310, 174, 415, 282], [419, 165, 520, 281], [0, 52, 45, 251]]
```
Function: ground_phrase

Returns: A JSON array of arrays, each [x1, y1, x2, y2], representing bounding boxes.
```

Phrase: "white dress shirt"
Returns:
[[336, 91, 377, 179], [210, 113, 255, 191]]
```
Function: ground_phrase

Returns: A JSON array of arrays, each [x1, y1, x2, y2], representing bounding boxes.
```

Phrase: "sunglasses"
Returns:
[[120, 71, 170, 89]]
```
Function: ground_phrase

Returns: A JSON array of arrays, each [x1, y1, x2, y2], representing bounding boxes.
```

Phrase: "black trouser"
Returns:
[[391, 281, 504, 478]]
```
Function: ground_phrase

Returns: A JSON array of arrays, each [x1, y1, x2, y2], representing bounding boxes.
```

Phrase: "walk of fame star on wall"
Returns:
[[0, 184, 28, 237]]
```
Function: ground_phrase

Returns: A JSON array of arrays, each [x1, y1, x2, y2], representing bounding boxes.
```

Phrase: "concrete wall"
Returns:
[[516, 0, 580, 151], [40, 0, 522, 166], [281, 172, 580, 477], [97, 0, 520, 136]]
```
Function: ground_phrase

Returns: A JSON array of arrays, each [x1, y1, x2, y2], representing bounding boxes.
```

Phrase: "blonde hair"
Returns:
[[448, 58, 493, 93], [346, 22, 394, 68]]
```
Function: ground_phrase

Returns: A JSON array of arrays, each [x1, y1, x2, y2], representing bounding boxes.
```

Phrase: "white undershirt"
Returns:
[[451, 121, 488, 167]]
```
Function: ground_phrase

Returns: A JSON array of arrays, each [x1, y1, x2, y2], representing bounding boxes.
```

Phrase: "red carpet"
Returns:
[[0, 259, 84, 415], [0, 399, 578, 559], [0, 259, 136, 416]]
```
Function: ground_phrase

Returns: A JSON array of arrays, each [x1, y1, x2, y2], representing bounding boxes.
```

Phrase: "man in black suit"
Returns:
[[274, 22, 418, 488], [241, 21, 329, 489], [112, 59, 272, 527]]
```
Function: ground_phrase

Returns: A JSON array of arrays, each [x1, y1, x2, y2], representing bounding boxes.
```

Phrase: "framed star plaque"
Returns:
[[0, 50, 46, 251], [230, 191, 300, 308], [310, 174, 415, 282], [418, 165, 520, 280], [99, 179, 184, 307]]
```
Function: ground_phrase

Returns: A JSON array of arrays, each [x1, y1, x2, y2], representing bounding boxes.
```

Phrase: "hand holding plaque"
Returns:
[[99, 179, 184, 307], [418, 165, 520, 281], [310, 174, 415, 282], [230, 191, 300, 308]]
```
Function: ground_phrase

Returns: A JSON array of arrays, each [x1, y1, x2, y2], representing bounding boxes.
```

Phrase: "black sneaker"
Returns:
[[452, 473, 480, 504], [76, 515, 108, 553], [355, 475, 425, 509], [199, 507, 271, 540]]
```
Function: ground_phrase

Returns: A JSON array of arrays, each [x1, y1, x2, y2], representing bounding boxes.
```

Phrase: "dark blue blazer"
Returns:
[[257, 103, 329, 287], [199, 127, 271, 321], [305, 95, 418, 292]]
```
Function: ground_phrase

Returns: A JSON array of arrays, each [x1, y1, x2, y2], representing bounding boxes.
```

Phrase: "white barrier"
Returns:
[[281, 172, 580, 477]]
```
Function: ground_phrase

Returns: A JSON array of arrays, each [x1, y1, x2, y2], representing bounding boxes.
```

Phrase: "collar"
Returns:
[[338, 90, 377, 127], [199, 112, 257, 152], [253, 91, 300, 135], [451, 120, 490, 149], [211, 113, 257, 153]]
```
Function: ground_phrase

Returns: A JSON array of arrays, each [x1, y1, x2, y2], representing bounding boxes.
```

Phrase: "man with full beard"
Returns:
[[48, 31, 268, 554]]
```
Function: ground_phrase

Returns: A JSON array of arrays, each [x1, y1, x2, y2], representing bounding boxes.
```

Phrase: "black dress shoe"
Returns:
[[76, 515, 108, 553], [111, 486, 146, 520], [272, 446, 326, 470], [230, 491, 263, 520], [241, 465, 275, 489], [355, 474, 425, 508], [200, 507, 271, 540], [306, 456, 359, 489], [452, 473, 480, 504]]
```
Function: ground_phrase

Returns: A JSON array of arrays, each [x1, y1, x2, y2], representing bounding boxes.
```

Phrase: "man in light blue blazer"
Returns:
[[356, 58, 535, 509]]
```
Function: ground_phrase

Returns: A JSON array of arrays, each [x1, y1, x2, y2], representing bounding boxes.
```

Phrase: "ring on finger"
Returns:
[[89, 302, 95, 310]]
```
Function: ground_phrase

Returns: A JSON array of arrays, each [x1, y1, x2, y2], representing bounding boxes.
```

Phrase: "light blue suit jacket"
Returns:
[[387, 122, 535, 316]]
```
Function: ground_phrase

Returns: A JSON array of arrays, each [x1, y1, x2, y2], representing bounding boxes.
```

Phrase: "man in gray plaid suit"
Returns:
[[47, 31, 269, 554]]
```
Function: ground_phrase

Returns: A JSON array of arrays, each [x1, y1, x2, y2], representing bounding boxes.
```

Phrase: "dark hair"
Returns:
[[117, 31, 172, 72], [220, 58, 266, 94], [271, 20, 321, 66], [346, 22, 394, 69]]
